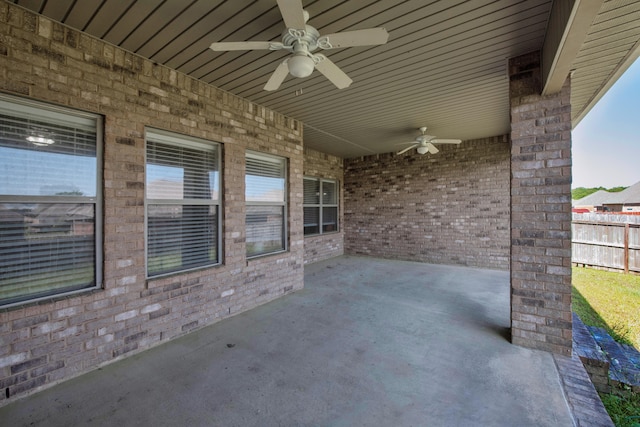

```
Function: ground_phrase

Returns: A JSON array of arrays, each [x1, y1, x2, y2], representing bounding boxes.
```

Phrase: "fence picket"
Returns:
[[572, 213, 640, 273]]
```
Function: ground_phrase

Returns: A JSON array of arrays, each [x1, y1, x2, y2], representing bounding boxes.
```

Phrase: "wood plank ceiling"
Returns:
[[9, 0, 640, 158]]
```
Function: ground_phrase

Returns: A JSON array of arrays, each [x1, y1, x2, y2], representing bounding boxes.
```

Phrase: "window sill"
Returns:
[[304, 230, 341, 238], [246, 249, 289, 263], [146, 262, 223, 283], [0, 285, 102, 312]]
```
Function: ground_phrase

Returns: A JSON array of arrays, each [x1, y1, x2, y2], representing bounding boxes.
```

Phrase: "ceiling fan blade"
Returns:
[[319, 28, 389, 49], [210, 41, 282, 51], [314, 54, 352, 89], [427, 143, 439, 154], [431, 138, 462, 145], [264, 60, 290, 91], [397, 144, 418, 155], [277, 0, 306, 29]]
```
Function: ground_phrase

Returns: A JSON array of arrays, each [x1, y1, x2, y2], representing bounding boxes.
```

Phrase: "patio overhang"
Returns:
[[9, 0, 640, 157]]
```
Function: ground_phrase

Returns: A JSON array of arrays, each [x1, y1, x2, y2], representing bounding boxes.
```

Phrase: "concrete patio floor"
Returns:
[[0, 256, 579, 426]]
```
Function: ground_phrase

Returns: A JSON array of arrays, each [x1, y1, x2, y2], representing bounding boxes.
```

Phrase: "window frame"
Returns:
[[0, 93, 103, 308], [303, 176, 339, 236], [245, 150, 288, 259], [144, 128, 222, 278]]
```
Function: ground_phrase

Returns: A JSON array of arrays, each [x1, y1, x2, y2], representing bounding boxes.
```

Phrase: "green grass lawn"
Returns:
[[572, 267, 640, 349], [600, 392, 640, 427], [572, 266, 640, 427]]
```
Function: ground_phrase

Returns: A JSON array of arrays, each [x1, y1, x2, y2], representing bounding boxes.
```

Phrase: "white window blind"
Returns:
[[146, 130, 220, 277], [0, 95, 101, 307], [246, 151, 287, 257], [304, 178, 320, 205], [303, 177, 339, 236]]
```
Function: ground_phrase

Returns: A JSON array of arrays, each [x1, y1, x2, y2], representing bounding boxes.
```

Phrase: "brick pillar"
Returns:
[[509, 51, 572, 356]]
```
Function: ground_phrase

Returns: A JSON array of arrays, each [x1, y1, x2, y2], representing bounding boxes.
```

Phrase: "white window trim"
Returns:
[[144, 128, 222, 278], [0, 93, 103, 308], [303, 176, 339, 237], [246, 150, 288, 259]]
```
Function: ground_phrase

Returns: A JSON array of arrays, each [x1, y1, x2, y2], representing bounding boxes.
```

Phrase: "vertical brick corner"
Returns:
[[509, 51, 572, 356]]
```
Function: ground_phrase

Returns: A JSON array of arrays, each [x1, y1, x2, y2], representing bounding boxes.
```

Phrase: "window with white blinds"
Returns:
[[145, 130, 220, 277], [303, 177, 339, 236], [0, 94, 102, 307], [246, 151, 287, 257]]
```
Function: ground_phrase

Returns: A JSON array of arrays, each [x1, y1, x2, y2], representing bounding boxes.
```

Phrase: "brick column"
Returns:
[[509, 51, 573, 356]]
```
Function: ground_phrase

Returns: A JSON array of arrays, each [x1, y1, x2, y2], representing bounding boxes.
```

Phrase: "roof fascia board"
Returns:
[[542, 0, 603, 95]]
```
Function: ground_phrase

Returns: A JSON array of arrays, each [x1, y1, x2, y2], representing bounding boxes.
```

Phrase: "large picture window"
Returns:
[[0, 95, 102, 307], [303, 177, 338, 235], [245, 151, 287, 258], [146, 130, 220, 277]]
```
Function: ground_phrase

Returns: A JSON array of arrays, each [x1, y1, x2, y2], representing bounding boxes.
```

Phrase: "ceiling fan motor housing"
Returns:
[[282, 26, 320, 52]]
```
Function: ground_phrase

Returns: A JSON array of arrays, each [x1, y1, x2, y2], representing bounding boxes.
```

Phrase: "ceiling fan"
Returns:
[[397, 127, 462, 155], [209, 0, 389, 91]]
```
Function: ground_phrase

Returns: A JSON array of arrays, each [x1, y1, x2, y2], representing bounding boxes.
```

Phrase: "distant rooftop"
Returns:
[[573, 181, 640, 206], [573, 190, 615, 207]]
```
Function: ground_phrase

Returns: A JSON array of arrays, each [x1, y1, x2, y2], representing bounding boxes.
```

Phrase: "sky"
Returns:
[[0, 147, 96, 196], [572, 57, 640, 189]]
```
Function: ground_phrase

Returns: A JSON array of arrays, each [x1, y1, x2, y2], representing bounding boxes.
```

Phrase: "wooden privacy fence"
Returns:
[[572, 213, 640, 273]]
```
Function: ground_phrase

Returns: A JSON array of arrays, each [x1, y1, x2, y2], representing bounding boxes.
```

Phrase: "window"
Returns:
[[303, 177, 338, 235], [245, 151, 287, 257], [145, 130, 220, 277], [0, 94, 102, 307]]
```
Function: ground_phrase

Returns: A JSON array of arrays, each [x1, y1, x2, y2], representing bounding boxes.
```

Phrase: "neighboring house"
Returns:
[[1, 1, 639, 405], [603, 181, 640, 212], [572, 190, 613, 212], [573, 181, 640, 213]]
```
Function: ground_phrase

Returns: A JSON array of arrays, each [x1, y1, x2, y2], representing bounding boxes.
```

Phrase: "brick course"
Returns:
[[509, 51, 573, 356], [303, 147, 345, 264], [343, 137, 511, 269], [0, 3, 303, 404]]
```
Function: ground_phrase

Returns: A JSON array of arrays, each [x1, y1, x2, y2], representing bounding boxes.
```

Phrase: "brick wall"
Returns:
[[0, 3, 303, 404], [303, 147, 344, 264], [343, 136, 510, 269], [509, 51, 573, 356]]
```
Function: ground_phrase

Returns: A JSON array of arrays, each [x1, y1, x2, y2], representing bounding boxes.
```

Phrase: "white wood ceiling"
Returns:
[[10, 0, 640, 158]]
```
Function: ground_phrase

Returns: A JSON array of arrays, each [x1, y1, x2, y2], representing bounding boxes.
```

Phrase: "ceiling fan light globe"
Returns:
[[288, 55, 315, 78], [417, 146, 429, 155], [27, 135, 55, 146]]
